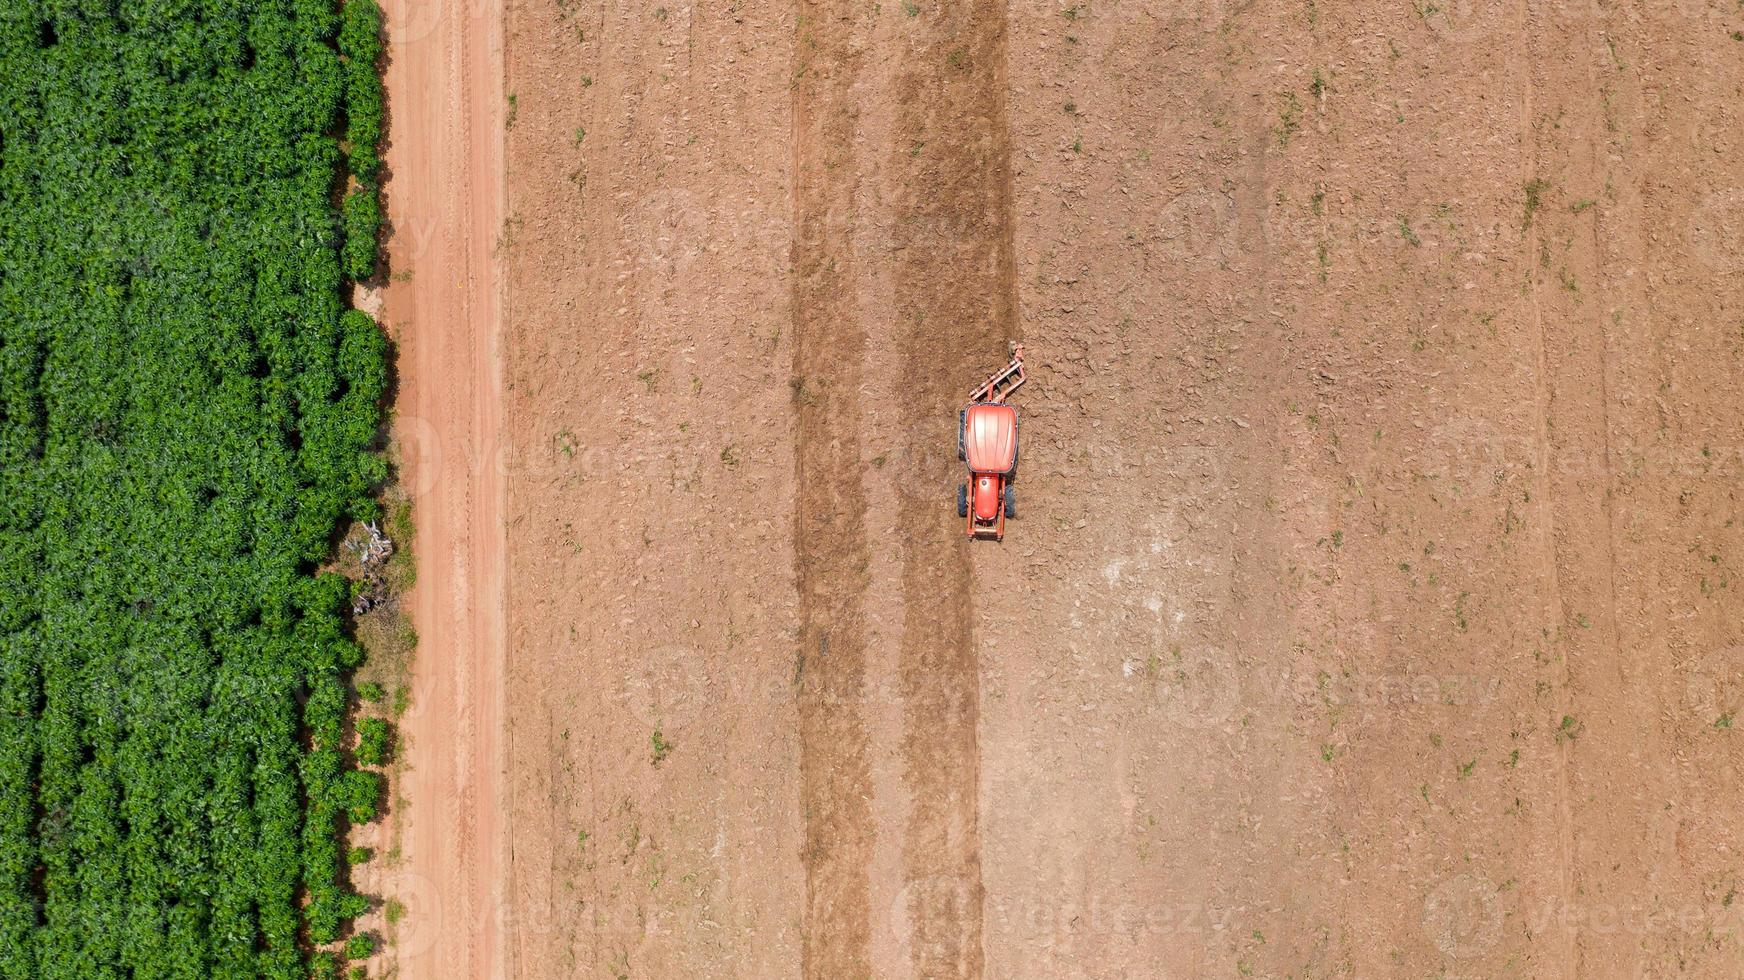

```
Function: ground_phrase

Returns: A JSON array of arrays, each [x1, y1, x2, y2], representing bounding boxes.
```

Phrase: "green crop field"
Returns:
[[0, 0, 389, 976]]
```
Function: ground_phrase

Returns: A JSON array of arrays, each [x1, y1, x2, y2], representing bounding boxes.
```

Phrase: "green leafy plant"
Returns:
[[344, 933, 377, 960], [343, 189, 383, 280], [356, 717, 394, 766], [0, 2, 393, 972]]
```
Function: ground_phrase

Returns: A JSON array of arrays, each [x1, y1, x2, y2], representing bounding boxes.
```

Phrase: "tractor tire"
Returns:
[[957, 409, 966, 461], [1003, 487, 1016, 519], [957, 483, 969, 518]]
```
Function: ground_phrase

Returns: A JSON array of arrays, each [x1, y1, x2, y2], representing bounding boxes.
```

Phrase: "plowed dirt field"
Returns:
[[381, 0, 1744, 976]]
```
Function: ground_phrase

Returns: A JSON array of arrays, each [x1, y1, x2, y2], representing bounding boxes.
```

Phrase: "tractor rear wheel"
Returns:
[[957, 409, 966, 461], [957, 483, 968, 518], [1003, 487, 1016, 518]]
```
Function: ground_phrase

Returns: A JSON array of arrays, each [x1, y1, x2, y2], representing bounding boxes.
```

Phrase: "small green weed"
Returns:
[[1522, 177, 1550, 230], [1275, 92, 1303, 146], [1557, 714, 1582, 741]]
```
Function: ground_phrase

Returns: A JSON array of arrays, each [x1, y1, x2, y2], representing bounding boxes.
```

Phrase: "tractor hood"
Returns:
[[964, 403, 1018, 474]]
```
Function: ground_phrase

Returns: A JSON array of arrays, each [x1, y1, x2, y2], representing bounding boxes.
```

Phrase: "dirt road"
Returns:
[[385, 0, 1744, 977], [375, 0, 509, 975]]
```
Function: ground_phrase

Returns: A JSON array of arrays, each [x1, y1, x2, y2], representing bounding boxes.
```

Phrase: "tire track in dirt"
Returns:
[[792, 3, 1015, 975], [791, 3, 876, 976], [886, 4, 1015, 976], [1521, 2, 1634, 972], [1512, 4, 1579, 971], [1524, 3, 1733, 973]]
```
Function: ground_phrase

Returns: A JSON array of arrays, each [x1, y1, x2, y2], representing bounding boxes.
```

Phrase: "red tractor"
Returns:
[[958, 344, 1026, 540]]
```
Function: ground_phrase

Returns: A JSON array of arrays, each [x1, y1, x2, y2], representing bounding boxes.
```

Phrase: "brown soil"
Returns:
[[497, 3, 807, 976], [393, 0, 1744, 976]]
